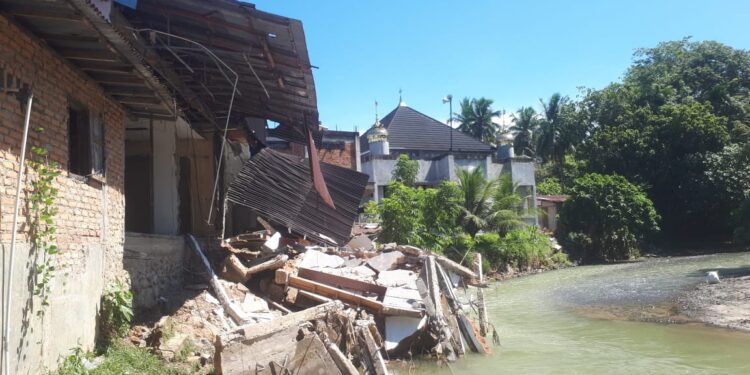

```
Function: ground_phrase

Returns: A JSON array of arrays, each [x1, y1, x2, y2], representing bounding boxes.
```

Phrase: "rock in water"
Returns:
[[706, 271, 721, 284]]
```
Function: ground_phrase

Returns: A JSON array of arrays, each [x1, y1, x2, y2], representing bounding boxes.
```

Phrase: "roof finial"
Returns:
[[398, 88, 406, 107]]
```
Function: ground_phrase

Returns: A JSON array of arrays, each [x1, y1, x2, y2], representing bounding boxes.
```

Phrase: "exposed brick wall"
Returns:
[[274, 141, 357, 170], [0, 15, 125, 277], [319, 142, 357, 170]]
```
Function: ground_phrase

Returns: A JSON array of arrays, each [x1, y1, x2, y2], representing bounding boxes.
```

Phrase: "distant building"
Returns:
[[360, 103, 537, 225], [537, 195, 569, 232]]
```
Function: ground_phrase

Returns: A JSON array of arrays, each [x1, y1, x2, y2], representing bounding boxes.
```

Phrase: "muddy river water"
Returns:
[[413, 252, 750, 374]]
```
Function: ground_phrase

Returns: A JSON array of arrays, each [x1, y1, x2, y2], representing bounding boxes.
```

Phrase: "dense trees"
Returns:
[[510, 106, 538, 156], [392, 154, 419, 186], [576, 39, 750, 237], [557, 174, 660, 262]]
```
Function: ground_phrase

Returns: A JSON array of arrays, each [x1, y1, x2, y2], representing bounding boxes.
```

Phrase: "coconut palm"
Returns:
[[510, 106, 539, 157], [454, 97, 500, 145], [456, 168, 524, 237], [536, 92, 574, 165]]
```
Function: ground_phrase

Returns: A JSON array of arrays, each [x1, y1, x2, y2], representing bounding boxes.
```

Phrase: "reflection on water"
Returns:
[[410, 252, 750, 374]]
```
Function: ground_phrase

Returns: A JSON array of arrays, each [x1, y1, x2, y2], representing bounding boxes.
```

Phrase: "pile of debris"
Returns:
[[161, 223, 498, 375]]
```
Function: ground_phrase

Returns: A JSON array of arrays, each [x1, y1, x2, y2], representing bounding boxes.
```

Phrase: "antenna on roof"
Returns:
[[398, 88, 406, 106]]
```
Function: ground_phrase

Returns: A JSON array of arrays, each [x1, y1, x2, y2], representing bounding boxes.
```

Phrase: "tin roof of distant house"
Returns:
[[360, 104, 494, 154], [537, 195, 569, 203]]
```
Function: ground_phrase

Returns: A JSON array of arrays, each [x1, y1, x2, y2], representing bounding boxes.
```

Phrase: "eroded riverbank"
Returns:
[[414, 251, 750, 374]]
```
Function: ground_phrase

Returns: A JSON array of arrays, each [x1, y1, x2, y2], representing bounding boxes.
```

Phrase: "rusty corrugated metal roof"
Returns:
[[226, 148, 368, 245]]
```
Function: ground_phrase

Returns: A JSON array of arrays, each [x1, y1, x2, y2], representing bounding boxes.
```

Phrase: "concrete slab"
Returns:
[[384, 316, 427, 351], [298, 249, 345, 269], [377, 269, 418, 289], [366, 251, 405, 272]]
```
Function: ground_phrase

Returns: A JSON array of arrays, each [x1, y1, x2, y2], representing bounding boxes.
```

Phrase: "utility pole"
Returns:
[[443, 94, 453, 153]]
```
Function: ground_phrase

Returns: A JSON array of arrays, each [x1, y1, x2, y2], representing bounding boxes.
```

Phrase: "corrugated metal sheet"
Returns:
[[226, 149, 368, 245]]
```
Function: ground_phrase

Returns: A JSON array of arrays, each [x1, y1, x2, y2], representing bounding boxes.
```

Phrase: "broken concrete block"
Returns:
[[367, 251, 405, 272], [385, 316, 427, 351], [344, 258, 364, 267], [298, 249, 345, 269], [377, 270, 418, 289], [241, 293, 269, 313], [383, 287, 423, 311], [346, 234, 374, 252]]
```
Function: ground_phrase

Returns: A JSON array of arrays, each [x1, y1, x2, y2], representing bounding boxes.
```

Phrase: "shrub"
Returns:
[[98, 280, 133, 349], [392, 154, 419, 186], [442, 233, 475, 264], [473, 233, 504, 266], [537, 177, 563, 195], [557, 173, 660, 263], [376, 182, 426, 245], [502, 226, 554, 270], [732, 199, 750, 245]]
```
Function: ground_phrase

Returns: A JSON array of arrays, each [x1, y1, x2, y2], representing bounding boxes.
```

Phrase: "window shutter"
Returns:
[[89, 113, 105, 175]]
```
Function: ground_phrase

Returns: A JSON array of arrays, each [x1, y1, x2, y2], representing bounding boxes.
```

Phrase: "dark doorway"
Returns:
[[125, 155, 153, 233], [178, 157, 193, 234]]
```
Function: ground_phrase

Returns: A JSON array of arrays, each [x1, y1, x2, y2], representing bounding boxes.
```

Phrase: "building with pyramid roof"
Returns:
[[360, 102, 537, 225]]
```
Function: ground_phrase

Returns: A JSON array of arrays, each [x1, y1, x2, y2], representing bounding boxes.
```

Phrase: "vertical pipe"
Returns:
[[2, 92, 33, 375]]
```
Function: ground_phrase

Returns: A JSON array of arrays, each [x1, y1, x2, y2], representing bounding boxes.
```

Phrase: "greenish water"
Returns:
[[412, 252, 750, 374]]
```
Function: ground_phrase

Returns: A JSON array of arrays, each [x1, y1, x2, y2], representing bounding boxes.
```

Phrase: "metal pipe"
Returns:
[[2, 91, 33, 375], [129, 28, 239, 228]]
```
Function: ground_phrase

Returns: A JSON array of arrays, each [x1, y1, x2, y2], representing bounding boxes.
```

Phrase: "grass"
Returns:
[[51, 343, 210, 375]]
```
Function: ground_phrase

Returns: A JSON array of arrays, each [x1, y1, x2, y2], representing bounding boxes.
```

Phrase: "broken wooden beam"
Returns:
[[474, 252, 490, 336], [220, 253, 289, 283], [434, 254, 478, 280], [277, 269, 422, 318]]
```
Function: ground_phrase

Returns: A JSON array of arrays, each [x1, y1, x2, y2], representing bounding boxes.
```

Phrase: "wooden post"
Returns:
[[474, 252, 489, 337]]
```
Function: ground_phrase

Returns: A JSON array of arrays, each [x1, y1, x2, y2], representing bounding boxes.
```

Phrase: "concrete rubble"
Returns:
[[133, 221, 496, 374]]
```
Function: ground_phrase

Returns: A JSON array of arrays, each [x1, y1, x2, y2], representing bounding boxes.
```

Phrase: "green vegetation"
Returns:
[[98, 280, 133, 349], [557, 174, 660, 263], [28, 127, 62, 313], [536, 177, 563, 196], [732, 199, 750, 245], [371, 156, 567, 272], [392, 153, 419, 186], [454, 97, 501, 145], [52, 343, 203, 375]]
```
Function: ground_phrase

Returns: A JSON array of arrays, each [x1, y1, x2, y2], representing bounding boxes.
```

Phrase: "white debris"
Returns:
[[298, 249, 345, 269], [706, 271, 721, 284]]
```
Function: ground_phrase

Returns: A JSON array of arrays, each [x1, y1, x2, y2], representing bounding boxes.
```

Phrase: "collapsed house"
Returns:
[[0, 0, 328, 372], [1, 0, 498, 373]]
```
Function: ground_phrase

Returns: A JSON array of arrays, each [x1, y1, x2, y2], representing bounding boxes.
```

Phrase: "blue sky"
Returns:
[[253, 0, 750, 132]]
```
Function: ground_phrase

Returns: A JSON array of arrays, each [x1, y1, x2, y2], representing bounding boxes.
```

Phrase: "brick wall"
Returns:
[[319, 142, 357, 170], [0, 15, 126, 373]]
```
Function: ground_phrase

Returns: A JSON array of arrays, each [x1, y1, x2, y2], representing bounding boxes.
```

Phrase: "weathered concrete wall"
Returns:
[[0, 14, 127, 373], [123, 233, 186, 310]]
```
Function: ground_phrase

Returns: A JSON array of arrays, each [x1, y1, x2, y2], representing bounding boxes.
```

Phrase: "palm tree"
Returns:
[[456, 168, 524, 237], [454, 97, 500, 145], [510, 106, 538, 157], [456, 167, 496, 237], [536, 93, 568, 165], [487, 173, 525, 236]]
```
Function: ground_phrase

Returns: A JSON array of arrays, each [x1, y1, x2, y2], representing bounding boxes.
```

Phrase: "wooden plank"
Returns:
[[435, 254, 477, 280], [474, 252, 490, 336], [298, 267, 387, 296], [289, 275, 382, 312]]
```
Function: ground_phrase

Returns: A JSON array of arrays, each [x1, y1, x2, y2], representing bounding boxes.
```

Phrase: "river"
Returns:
[[413, 252, 750, 374]]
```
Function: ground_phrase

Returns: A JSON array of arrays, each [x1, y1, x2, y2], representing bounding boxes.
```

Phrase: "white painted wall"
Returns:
[[151, 120, 179, 235]]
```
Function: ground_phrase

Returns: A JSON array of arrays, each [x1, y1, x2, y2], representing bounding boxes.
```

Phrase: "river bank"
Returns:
[[678, 274, 750, 332]]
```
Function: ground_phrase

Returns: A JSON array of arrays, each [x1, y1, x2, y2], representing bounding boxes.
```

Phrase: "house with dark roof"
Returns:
[[360, 103, 538, 224]]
